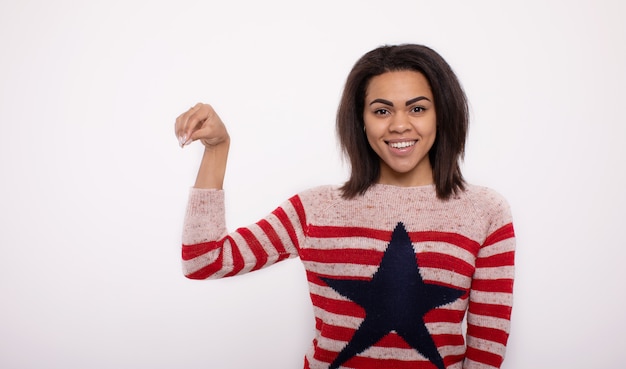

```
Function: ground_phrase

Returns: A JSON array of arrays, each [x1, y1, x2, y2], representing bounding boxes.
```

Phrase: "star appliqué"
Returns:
[[320, 222, 465, 369]]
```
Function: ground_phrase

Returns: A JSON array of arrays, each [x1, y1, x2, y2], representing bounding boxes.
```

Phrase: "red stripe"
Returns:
[[445, 354, 466, 366], [224, 237, 245, 277], [306, 271, 371, 287], [303, 249, 475, 278], [432, 334, 465, 347], [469, 302, 512, 320], [318, 323, 363, 342], [257, 219, 291, 261], [318, 322, 465, 348], [465, 346, 503, 367], [475, 251, 515, 268], [315, 317, 323, 331], [182, 241, 220, 260], [308, 225, 480, 255], [471, 278, 514, 293], [413, 231, 481, 255], [289, 195, 307, 232], [313, 346, 461, 369], [185, 252, 224, 280], [424, 307, 466, 324], [236, 227, 268, 271], [300, 248, 383, 265], [273, 207, 300, 250], [467, 324, 509, 346], [418, 252, 475, 277], [483, 223, 515, 247], [310, 293, 365, 318], [301, 250, 474, 288], [311, 292, 466, 324], [444, 354, 466, 368]]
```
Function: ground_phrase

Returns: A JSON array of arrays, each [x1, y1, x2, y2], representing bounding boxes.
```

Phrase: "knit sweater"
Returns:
[[182, 183, 515, 369]]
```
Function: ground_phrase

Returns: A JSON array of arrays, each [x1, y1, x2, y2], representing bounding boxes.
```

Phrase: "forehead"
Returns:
[[365, 70, 432, 99]]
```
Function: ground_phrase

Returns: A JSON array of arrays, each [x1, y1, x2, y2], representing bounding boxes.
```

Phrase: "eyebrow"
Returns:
[[369, 96, 431, 106]]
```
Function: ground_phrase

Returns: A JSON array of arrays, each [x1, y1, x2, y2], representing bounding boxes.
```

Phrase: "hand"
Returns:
[[175, 103, 229, 148]]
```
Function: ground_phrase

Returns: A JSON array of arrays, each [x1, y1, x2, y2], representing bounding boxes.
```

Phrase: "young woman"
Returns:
[[175, 44, 515, 369]]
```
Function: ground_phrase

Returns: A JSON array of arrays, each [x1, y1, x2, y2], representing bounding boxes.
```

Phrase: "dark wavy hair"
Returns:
[[337, 44, 469, 200]]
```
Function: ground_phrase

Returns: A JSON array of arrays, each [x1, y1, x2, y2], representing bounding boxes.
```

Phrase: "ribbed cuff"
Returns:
[[185, 188, 225, 217]]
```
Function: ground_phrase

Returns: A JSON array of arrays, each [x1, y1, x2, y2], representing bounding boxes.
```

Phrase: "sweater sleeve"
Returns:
[[181, 188, 307, 280], [464, 190, 516, 369]]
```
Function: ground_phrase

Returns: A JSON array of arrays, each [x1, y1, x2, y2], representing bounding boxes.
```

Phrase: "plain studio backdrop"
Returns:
[[1, 1, 624, 368]]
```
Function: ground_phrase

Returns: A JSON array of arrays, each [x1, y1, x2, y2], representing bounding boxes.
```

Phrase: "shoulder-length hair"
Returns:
[[337, 44, 469, 200]]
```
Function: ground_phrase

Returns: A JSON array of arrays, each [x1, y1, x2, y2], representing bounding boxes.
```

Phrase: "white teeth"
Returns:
[[389, 141, 416, 149]]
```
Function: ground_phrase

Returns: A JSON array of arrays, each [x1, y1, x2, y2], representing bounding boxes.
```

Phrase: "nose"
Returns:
[[389, 112, 411, 133]]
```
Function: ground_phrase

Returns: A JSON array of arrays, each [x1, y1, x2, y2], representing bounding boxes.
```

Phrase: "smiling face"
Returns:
[[363, 70, 437, 187]]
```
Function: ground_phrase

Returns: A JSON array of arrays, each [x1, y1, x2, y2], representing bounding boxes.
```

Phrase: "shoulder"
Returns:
[[291, 185, 345, 222], [461, 184, 513, 223], [296, 185, 343, 207]]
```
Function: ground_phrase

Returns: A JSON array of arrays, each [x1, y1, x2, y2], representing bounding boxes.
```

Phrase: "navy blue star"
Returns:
[[320, 222, 465, 369]]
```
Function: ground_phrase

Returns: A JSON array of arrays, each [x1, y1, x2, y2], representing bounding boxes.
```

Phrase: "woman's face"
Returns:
[[363, 70, 437, 186]]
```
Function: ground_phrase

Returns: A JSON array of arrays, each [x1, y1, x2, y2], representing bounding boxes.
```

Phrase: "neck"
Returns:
[[377, 162, 434, 187]]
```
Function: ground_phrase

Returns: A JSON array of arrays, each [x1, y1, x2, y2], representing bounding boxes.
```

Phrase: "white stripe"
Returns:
[[265, 212, 300, 254], [182, 246, 235, 278], [309, 282, 346, 300], [416, 241, 477, 265], [312, 305, 466, 336], [308, 283, 468, 313], [466, 337, 505, 357], [425, 321, 465, 335], [312, 306, 362, 328], [303, 260, 380, 278], [420, 267, 472, 290], [303, 260, 479, 285], [247, 223, 277, 269], [463, 357, 499, 369], [470, 290, 513, 306], [438, 343, 467, 360], [472, 266, 514, 280], [467, 313, 510, 332], [307, 237, 387, 251], [480, 238, 515, 257], [228, 232, 257, 274]]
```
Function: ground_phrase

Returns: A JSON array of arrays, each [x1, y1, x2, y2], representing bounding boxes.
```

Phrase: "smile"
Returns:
[[387, 140, 417, 149]]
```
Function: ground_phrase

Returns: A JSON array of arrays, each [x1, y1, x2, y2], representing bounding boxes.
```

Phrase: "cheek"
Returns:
[[364, 131, 378, 150], [428, 126, 437, 141], [423, 120, 437, 141], [363, 120, 379, 144], [363, 129, 385, 158]]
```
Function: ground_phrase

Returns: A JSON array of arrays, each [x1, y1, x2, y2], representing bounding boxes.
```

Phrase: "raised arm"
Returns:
[[175, 103, 230, 189], [175, 103, 305, 280]]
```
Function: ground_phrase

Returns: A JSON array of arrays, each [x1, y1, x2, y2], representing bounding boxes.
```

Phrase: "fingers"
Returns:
[[175, 103, 228, 148], [175, 103, 209, 147]]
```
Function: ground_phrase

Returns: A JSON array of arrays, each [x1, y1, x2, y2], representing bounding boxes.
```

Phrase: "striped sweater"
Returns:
[[182, 183, 515, 369]]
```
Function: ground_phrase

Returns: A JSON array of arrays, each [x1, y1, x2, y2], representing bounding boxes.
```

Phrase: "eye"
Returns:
[[411, 106, 426, 113], [374, 108, 390, 115]]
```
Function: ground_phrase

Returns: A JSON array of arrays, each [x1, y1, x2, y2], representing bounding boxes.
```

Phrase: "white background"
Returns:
[[1, 1, 625, 368]]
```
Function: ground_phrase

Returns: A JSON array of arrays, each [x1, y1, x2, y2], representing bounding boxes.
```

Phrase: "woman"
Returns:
[[175, 44, 515, 369]]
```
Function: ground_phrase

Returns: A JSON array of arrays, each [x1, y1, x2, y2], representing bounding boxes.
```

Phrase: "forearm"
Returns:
[[175, 103, 230, 189], [194, 138, 230, 189]]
